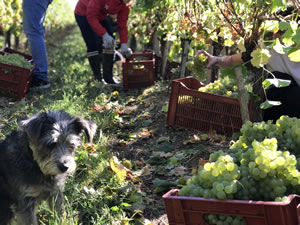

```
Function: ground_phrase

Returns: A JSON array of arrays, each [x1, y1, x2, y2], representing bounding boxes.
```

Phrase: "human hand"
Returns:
[[121, 43, 133, 58], [196, 50, 219, 68], [102, 33, 115, 49]]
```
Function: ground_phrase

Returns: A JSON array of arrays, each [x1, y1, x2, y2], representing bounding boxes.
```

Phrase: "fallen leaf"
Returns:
[[169, 166, 187, 177], [91, 105, 103, 112], [84, 143, 97, 153], [152, 151, 173, 158], [110, 156, 127, 182]]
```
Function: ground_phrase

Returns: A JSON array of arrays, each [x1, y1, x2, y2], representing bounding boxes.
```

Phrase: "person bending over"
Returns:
[[74, 0, 133, 84]]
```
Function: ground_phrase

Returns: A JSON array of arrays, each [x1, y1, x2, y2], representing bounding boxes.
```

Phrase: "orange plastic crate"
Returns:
[[0, 48, 33, 99], [122, 52, 155, 90], [163, 189, 300, 225], [167, 77, 253, 136]]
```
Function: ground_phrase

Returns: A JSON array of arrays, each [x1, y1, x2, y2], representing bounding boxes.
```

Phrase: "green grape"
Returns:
[[224, 185, 233, 194], [216, 190, 226, 199], [192, 186, 204, 197], [216, 183, 224, 191], [178, 184, 196, 196], [204, 163, 212, 171], [226, 163, 235, 171], [212, 169, 219, 177]]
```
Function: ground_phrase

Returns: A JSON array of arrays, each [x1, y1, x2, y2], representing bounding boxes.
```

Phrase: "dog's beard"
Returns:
[[30, 144, 76, 176]]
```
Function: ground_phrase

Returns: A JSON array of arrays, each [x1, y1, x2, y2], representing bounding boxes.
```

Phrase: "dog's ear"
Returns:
[[20, 112, 48, 141], [70, 118, 97, 143]]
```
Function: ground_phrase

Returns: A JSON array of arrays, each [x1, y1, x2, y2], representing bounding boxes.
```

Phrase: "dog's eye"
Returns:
[[48, 142, 57, 150]]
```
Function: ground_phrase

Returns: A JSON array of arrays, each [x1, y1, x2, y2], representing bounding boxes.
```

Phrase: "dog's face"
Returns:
[[20, 111, 97, 176]]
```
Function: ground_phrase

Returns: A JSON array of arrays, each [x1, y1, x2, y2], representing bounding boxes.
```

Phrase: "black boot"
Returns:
[[103, 49, 119, 85], [87, 54, 102, 82]]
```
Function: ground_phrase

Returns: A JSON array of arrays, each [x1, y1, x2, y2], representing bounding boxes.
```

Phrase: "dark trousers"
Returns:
[[74, 14, 118, 55], [263, 71, 300, 122]]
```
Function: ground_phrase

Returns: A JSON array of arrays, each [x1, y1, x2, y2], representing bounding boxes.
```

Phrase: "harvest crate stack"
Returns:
[[163, 189, 300, 225], [0, 48, 33, 99], [122, 51, 155, 90], [167, 77, 253, 136]]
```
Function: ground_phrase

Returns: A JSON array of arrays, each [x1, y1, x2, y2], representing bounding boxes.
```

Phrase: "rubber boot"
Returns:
[[102, 49, 119, 85], [87, 54, 102, 82]]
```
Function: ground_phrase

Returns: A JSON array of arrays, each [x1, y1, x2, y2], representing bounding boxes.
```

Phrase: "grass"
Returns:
[[1, 26, 153, 225]]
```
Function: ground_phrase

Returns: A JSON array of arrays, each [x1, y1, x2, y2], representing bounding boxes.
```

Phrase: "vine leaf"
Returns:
[[288, 47, 300, 62], [273, 39, 285, 54], [292, 29, 300, 45], [263, 79, 291, 89], [250, 48, 271, 68], [260, 100, 281, 109]]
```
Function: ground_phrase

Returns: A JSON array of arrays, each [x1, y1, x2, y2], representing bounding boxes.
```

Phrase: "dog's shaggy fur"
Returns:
[[0, 111, 97, 225]]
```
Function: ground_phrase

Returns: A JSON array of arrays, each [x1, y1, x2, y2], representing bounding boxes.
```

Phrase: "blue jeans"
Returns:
[[23, 0, 52, 82]]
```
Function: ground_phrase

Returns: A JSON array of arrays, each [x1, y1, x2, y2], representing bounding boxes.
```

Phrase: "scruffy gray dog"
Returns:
[[0, 111, 97, 225]]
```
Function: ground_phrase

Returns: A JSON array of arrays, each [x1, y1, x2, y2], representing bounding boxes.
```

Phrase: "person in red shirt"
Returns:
[[74, 0, 133, 84]]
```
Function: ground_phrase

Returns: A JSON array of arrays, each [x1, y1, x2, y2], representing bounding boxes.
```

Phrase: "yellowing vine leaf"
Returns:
[[110, 156, 127, 182], [250, 48, 271, 68], [288, 48, 300, 62]]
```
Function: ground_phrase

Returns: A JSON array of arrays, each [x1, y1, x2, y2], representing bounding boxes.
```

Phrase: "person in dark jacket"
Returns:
[[74, 0, 133, 84]]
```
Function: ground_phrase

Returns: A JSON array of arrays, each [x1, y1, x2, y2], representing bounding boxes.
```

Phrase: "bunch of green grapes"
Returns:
[[179, 153, 239, 200], [186, 54, 208, 80], [180, 137, 300, 201], [233, 116, 300, 156], [198, 77, 242, 98], [178, 136, 300, 224], [0, 54, 33, 69]]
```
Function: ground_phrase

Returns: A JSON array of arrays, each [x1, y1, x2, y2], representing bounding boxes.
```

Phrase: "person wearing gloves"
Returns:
[[74, 0, 133, 84], [197, 46, 300, 122]]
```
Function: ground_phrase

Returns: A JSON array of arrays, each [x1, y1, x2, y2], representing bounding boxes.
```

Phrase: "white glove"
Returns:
[[121, 43, 133, 58], [102, 33, 115, 49]]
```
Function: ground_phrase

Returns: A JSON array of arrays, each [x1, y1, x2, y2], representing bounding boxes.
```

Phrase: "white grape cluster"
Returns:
[[179, 116, 300, 225], [186, 54, 208, 80], [235, 116, 300, 157], [198, 76, 252, 98], [0, 54, 33, 69]]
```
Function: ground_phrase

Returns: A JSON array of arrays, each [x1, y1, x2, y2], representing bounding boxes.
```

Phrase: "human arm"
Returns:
[[86, 0, 108, 38], [117, 4, 129, 44], [197, 50, 244, 68]]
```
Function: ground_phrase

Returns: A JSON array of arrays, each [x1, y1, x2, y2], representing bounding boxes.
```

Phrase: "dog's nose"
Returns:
[[58, 163, 69, 172]]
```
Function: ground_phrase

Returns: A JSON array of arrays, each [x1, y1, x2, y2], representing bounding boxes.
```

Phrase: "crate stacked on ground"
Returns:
[[163, 189, 300, 225], [167, 77, 253, 136], [122, 51, 155, 90], [0, 48, 33, 99]]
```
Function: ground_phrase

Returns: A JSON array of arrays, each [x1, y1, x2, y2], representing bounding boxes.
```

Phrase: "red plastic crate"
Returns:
[[0, 48, 33, 99], [163, 189, 300, 225], [167, 77, 253, 136], [122, 51, 155, 90]]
